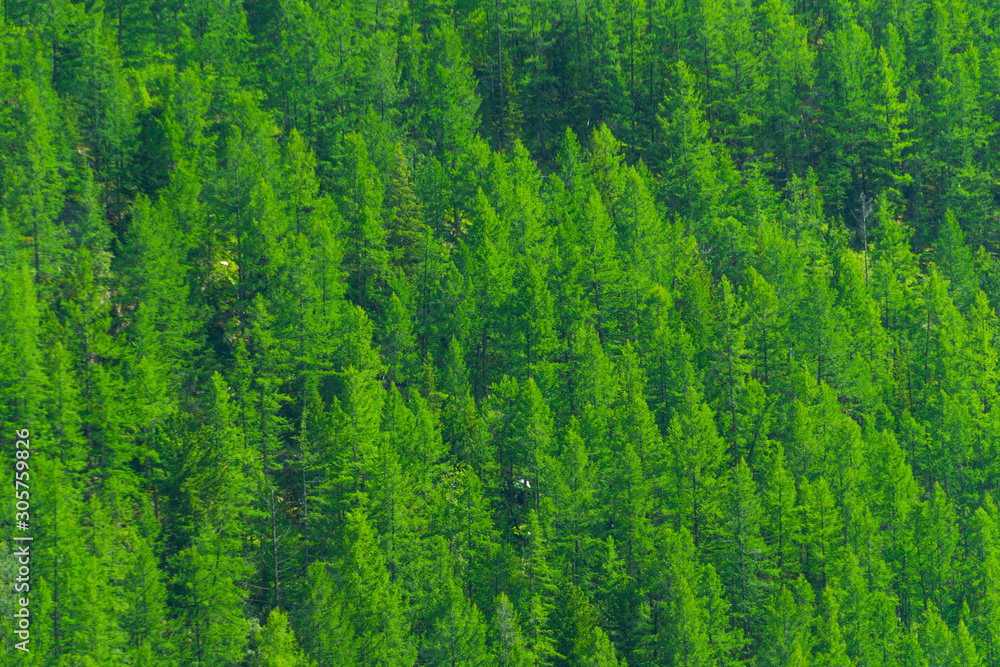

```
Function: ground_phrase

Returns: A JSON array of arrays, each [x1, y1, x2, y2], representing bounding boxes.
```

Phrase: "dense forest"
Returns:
[[7, 0, 1000, 664]]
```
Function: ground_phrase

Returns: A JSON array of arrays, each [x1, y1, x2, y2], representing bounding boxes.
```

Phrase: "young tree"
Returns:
[[718, 458, 770, 649], [252, 609, 313, 667], [663, 387, 725, 549]]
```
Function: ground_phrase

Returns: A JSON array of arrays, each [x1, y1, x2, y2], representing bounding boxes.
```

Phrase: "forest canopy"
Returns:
[[3, 0, 1000, 665]]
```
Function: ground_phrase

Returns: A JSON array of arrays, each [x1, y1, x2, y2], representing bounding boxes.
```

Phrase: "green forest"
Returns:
[[7, 0, 1000, 664]]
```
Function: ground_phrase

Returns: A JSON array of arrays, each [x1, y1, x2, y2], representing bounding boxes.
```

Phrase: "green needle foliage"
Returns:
[[10, 0, 1000, 664]]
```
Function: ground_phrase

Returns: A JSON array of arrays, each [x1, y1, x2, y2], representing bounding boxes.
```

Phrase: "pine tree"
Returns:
[[663, 387, 725, 549], [708, 276, 751, 463], [382, 293, 419, 389], [372, 384, 418, 580], [719, 458, 770, 649], [0, 261, 46, 436], [170, 529, 252, 667], [121, 522, 170, 664], [2, 75, 66, 285], [813, 586, 851, 667], [339, 508, 417, 665], [463, 187, 514, 398], [757, 577, 814, 667], [763, 444, 799, 583], [913, 484, 961, 621], [252, 608, 313, 667], [301, 561, 358, 664], [418, 24, 481, 164], [384, 143, 424, 275], [818, 22, 876, 218], [657, 60, 736, 227], [798, 477, 843, 591], [508, 257, 558, 382], [426, 576, 491, 666], [759, 0, 815, 180], [577, 185, 624, 346], [330, 362, 387, 514], [639, 284, 698, 433], [490, 592, 535, 667], [550, 418, 601, 584], [339, 132, 389, 312]]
